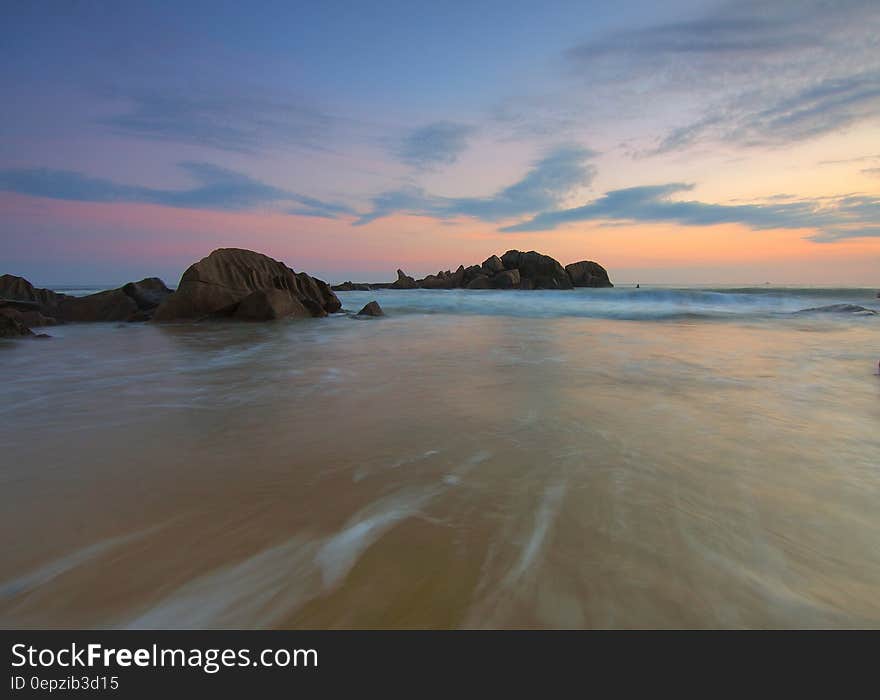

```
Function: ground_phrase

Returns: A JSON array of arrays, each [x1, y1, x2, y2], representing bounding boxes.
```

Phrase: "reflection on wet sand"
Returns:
[[1, 311, 879, 628]]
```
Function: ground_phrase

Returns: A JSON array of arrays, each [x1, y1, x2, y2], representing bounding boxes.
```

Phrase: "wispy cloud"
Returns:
[[818, 154, 880, 166], [393, 121, 476, 169], [489, 97, 578, 141], [652, 71, 880, 153], [102, 90, 335, 154], [501, 183, 880, 242], [356, 144, 596, 225], [862, 167, 880, 178], [570, 15, 806, 62], [809, 226, 880, 241], [565, 0, 880, 154], [0, 162, 355, 217]]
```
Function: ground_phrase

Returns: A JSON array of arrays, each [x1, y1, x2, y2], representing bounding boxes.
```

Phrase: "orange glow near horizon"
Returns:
[[3, 192, 879, 286]]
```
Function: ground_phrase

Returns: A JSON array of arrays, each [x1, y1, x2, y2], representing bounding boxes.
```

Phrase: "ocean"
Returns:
[[1, 286, 879, 628]]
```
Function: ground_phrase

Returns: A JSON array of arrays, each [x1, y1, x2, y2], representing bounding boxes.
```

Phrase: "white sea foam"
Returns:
[[334, 287, 880, 321]]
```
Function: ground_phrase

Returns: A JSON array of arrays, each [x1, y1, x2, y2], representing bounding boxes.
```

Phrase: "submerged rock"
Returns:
[[152, 248, 340, 322], [357, 301, 384, 317]]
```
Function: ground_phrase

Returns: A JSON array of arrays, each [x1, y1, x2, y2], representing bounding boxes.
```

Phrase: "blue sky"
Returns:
[[1, 0, 879, 285]]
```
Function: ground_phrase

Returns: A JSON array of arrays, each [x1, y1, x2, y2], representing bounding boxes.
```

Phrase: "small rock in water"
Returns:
[[357, 301, 384, 317]]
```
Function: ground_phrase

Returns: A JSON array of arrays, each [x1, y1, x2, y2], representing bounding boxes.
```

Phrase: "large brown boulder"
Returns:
[[565, 261, 613, 288], [152, 248, 340, 322]]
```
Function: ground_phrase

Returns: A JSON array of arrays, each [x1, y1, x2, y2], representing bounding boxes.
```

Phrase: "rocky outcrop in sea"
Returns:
[[330, 249, 612, 291], [0, 274, 172, 325], [2, 247, 613, 337], [1, 248, 342, 332]]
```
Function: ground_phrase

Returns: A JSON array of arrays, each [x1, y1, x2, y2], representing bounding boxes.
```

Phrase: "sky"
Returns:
[[1, 0, 879, 286]]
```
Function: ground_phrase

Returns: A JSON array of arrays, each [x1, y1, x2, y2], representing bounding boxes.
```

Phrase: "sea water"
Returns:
[[1, 286, 879, 628]]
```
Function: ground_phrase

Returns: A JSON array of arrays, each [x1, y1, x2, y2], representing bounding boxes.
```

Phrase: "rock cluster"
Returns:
[[2, 248, 342, 335], [3, 247, 611, 338], [0, 274, 172, 325], [331, 250, 612, 291]]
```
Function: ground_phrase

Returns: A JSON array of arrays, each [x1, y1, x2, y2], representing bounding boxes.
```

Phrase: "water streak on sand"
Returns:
[[504, 480, 567, 586], [0, 525, 165, 603], [126, 453, 491, 628]]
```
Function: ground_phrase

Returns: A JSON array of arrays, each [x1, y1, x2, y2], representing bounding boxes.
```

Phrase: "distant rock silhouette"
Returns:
[[331, 250, 613, 291]]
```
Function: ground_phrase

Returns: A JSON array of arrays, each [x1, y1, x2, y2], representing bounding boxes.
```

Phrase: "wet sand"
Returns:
[[2, 303, 880, 628]]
